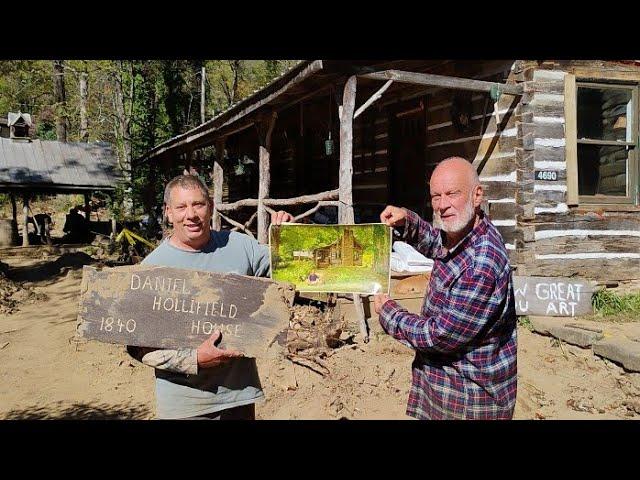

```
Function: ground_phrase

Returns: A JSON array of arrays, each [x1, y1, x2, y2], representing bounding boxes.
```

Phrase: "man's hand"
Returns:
[[271, 210, 295, 225], [380, 205, 407, 227], [373, 293, 391, 314], [196, 331, 243, 368]]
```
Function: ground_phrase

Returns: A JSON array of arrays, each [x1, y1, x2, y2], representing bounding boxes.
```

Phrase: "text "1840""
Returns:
[[100, 317, 136, 333]]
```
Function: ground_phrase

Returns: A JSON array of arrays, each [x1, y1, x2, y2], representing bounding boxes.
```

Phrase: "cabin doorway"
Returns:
[[389, 98, 428, 218]]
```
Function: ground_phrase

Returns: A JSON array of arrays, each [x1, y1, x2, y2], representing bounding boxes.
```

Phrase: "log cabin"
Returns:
[[139, 60, 640, 286]]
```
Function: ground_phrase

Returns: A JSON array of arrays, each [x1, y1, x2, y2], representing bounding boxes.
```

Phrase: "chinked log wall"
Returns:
[[516, 60, 640, 282], [423, 61, 523, 265]]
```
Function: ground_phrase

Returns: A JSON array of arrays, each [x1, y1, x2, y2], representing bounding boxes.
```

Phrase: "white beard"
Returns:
[[433, 196, 476, 234]]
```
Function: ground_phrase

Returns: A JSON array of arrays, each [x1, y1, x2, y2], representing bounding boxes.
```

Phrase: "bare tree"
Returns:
[[79, 64, 89, 142], [52, 60, 67, 142]]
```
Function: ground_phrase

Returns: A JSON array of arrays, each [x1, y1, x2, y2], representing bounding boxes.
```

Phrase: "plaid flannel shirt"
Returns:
[[379, 210, 517, 420]]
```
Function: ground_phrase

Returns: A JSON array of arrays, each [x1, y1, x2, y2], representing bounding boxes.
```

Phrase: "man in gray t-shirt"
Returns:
[[128, 174, 293, 419]]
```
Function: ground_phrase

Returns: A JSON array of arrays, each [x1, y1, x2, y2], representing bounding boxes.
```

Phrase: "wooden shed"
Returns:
[[0, 119, 122, 246], [139, 60, 640, 285]]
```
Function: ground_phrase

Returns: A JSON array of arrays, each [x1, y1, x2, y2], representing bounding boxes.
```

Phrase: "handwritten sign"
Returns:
[[76, 265, 295, 357], [513, 276, 596, 317]]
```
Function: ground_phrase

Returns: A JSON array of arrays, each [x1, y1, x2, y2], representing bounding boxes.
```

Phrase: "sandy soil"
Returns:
[[1, 250, 639, 420]]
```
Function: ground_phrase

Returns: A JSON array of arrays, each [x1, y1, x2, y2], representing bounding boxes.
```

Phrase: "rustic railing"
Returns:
[[214, 189, 340, 238]]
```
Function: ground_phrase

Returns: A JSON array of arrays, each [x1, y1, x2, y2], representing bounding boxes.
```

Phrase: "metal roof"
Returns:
[[0, 137, 122, 191]]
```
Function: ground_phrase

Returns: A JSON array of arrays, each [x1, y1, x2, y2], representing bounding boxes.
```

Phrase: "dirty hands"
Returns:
[[271, 210, 295, 225], [373, 293, 392, 314], [380, 205, 407, 227], [196, 331, 243, 368]]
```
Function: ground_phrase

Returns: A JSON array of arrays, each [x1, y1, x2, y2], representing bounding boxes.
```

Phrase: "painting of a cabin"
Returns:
[[270, 223, 390, 294], [313, 228, 363, 268]]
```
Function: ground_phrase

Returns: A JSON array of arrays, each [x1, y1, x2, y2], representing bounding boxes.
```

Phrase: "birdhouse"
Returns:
[[8, 112, 32, 141]]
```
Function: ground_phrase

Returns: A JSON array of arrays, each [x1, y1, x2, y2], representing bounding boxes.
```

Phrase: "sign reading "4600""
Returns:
[[535, 170, 559, 181]]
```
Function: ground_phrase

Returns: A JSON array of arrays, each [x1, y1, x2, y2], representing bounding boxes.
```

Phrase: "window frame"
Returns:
[[565, 74, 639, 206]]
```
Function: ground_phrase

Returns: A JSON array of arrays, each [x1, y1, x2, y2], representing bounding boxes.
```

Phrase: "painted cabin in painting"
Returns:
[[313, 228, 363, 268], [139, 60, 640, 286]]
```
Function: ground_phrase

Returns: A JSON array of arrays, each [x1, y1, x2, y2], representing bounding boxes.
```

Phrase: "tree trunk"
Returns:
[[200, 66, 206, 124], [53, 60, 67, 142], [113, 60, 133, 216], [113, 61, 132, 174], [79, 70, 89, 142]]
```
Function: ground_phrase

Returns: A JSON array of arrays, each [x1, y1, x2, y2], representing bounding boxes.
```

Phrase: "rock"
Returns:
[[548, 325, 604, 348], [593, 338, 640, 372], [529, 316, 558, 335]]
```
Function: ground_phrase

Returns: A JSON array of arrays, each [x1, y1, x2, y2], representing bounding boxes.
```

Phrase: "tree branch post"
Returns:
[[339, 75, 369, 343], [212, 138, 225, 230], [257, 111, 277, 244]]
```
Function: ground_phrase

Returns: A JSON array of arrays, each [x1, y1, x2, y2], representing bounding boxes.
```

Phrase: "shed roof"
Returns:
[[0, 137, 122, 191]]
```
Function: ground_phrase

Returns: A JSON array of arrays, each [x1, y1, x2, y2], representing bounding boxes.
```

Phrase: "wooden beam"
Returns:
[[257, 112, 278, 244], [10, 192, 17, 224], [292, 201, 341, 222], [218, 212, 255, 238], [212, 138, 225, 230], [359, 70, 523, 96], [338, 75, 369, 343], [84, 193, 91, 226], [565, 74, 579, 206], [183, 149, 193, 174], [353, 79, 394, 119], [339, 75, 357, 224], [22, 194, 29, 247], [215, 189, 339, 212]]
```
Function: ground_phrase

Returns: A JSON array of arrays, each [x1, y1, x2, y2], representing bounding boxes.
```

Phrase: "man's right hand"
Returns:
[[196, 331, 243, 368], [380, 205, 407, 227]]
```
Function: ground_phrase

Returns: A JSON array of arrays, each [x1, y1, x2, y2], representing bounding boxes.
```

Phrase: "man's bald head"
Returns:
[[429, 156, 484, 238], [431, 156, 479, 189]]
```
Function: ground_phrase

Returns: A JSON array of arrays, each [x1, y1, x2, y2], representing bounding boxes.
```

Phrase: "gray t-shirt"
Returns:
[[141, 230, 271, 419]]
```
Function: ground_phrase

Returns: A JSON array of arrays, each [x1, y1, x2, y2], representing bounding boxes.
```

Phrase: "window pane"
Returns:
[[577, 87, 632, 141], [578, 144, 628, 196]]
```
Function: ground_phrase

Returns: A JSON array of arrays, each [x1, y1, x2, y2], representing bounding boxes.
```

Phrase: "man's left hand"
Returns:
[[271, 210, 295, 225], [373, 293, 391, 314]]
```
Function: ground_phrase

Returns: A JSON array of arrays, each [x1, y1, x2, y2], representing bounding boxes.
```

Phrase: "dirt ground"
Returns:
[[1, 249, 639, 420]]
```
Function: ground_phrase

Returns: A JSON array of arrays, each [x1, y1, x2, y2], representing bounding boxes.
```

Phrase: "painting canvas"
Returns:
[[269, 223, 391, 294]]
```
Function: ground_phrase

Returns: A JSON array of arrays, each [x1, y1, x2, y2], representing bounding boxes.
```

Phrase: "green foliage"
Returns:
[[517, 316, 533, 331], [592, 289, 640, 316], [0, 59, 299, 223], [273, 259, 316, 284], [272, 224, 391, 293]]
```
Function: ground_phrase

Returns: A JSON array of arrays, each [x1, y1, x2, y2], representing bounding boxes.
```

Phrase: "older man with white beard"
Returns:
[[374, 156, 517, 420]]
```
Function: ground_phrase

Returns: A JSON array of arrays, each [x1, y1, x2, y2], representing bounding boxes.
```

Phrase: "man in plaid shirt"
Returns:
[[374, 157, 517, 420]]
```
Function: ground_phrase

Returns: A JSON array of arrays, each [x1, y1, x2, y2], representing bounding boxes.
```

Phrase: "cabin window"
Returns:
[[566, 75, 639, 206]]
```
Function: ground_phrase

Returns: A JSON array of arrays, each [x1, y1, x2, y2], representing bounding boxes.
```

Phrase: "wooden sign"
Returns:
[[76, 265, 295, 358], [513, 276, 596, 317]]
